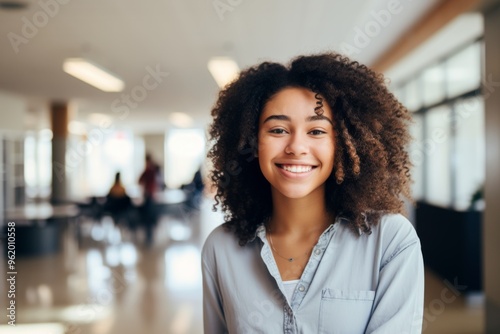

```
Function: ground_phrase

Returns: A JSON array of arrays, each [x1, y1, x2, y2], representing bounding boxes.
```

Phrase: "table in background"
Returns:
[[4, 203, 80, 257]]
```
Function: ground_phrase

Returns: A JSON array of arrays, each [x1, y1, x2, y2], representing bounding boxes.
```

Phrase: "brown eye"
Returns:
[[309, 129, 326, 135], [269, 129, 287, 134]]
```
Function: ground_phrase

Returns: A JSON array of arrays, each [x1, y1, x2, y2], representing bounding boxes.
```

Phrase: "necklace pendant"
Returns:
[[288, 258, 293, 262]]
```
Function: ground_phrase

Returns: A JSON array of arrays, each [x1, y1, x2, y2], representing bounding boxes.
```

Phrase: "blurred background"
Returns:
[[1, 0, 499, 333]]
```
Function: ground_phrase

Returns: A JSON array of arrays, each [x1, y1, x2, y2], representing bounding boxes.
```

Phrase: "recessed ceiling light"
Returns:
[[207, 57, 240, 88], [0, 1, 28, 10], [169, 112, 193, 128]]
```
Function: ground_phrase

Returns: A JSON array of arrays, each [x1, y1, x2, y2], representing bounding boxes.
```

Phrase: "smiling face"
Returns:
[[257, 87, 335, 201]]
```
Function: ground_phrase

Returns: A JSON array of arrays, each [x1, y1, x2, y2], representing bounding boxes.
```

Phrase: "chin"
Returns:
[[274, 186, 317, 200]]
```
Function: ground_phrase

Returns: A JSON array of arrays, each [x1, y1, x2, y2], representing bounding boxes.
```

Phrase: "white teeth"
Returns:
[[282, 165, 312, 173]]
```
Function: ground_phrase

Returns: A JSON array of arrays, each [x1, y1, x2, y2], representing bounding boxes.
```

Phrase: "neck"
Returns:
[[269, 187, 331, 236]]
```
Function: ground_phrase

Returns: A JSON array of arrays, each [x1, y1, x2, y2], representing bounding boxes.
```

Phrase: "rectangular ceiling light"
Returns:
[[63, 58, 125, 92], [208, 57, 240, 88]]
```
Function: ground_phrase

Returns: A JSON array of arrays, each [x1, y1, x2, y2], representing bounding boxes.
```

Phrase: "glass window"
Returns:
[[404, 78, 421, 112], [37, 129, 52, 198], [19, 130, 52, 200], [24, 134, 37, 198], [392, 87, 405, 106], [408, 115, 424, 200], [392, 40, 484, 211], [66, 129, 137, 198], [445, 42, 481, 98], [425, 105, 452, 207], [165, 128, 206, 189], [421, 63, 446, 106], [454, 97, 485, 210]]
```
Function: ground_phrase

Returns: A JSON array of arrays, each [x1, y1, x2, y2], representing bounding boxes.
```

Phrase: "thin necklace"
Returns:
[[267, 229, 313, 263]]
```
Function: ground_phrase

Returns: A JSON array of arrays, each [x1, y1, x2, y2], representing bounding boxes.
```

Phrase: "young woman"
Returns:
[[202, 53, 424, 333]]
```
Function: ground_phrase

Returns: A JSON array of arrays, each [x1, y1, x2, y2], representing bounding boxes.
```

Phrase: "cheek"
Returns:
[[256, 131, 265, 155], [257, 139, 279, 183], [257, 143, 272, 169], [322, 141, 336, 171], [257, 139, 268, 170], [257, 136, 276, 157]]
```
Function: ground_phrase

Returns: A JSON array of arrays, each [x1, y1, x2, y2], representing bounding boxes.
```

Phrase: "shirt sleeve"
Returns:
[[365, 233, 425, 334], [201, 241, 228, 334]]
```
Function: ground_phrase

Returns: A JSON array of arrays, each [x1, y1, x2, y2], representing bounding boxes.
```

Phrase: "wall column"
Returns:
[[50, 102, 69, 203], [483, 3, 500, 333]]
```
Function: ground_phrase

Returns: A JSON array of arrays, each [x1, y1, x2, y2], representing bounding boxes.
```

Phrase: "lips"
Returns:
[[276, 164, 317, 173]]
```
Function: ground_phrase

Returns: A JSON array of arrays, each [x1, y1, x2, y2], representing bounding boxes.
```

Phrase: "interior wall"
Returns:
[[0, 90, 26, 131], [483, 3, 500, 332], [142, 133, 165, 171]]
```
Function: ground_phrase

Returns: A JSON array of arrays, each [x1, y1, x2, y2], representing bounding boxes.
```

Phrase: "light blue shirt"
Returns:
[[202, 214, 424, 333]]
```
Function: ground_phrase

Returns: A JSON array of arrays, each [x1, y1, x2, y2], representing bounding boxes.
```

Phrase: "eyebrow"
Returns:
[[307, 115, 333, 125], [262, 114, 333, 125]]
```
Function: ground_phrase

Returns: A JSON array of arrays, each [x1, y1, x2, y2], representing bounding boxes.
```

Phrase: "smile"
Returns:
[[277, 164, 316, 173]]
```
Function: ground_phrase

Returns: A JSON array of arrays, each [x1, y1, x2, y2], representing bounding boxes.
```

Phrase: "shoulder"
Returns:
[[203, 224, 234, 250], [201, 224, 240, 266], [336, 213, 417, 242], [335, 213, 419, 260], [373, 213, 421, 267], [376, 213, 418, 244]]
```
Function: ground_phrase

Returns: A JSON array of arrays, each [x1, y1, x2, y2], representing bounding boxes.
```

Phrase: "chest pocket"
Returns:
[[319, 289, 375, 334]]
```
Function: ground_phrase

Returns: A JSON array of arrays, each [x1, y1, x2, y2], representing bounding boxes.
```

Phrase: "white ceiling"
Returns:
[[0, 0, 439, 134]]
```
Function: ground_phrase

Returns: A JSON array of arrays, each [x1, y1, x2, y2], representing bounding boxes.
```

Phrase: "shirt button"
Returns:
[[314, 248, 322, 255], [298, 285, 305, 292]]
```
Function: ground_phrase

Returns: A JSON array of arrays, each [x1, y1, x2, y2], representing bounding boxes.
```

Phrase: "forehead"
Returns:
[[260, 87, 333, 120]]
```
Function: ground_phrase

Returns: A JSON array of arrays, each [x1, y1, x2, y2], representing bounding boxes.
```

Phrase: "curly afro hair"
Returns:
[[208, 52, 413, 245]]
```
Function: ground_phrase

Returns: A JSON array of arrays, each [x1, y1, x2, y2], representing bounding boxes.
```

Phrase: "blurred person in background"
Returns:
[[181, 166, 205, 210], [139, 153, 158, 198], [104, 172, 137, 235], [139, 153, 159, 246]]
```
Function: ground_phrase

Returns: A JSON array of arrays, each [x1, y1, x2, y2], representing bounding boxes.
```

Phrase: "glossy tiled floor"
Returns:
[[0, 199, 484, 333], [422, 269, 484, 334]]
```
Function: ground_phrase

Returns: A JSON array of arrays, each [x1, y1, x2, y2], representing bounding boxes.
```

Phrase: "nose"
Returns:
[[285, 132, 308, 156]]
